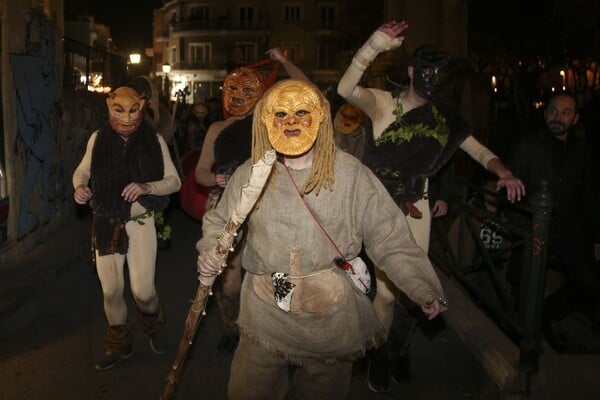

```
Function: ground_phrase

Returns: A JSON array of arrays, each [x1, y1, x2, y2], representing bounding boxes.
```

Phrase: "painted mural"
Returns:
[[9, 9, 63, 239]]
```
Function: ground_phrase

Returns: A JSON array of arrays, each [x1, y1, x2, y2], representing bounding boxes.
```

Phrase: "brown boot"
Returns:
[[140, 307, 167, 354], [215, 290, 240, 353], [95, 324, 134, 370]]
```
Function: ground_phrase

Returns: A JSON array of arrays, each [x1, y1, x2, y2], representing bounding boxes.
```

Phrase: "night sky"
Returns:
[[64, 0, 164, 51]]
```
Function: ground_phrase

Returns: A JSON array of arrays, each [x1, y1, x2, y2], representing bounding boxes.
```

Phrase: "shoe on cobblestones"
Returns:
[[149, 334, 167, 354], [95, 350, 133, 370]]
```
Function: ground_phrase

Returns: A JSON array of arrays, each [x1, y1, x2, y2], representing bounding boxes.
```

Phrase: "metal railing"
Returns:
[[429, 180, 553, 395]]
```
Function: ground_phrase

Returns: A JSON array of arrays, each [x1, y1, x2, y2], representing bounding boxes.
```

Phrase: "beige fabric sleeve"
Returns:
[[72, 131, 97, 189], [145, 134, 181, 195], [459, 135, 498, 168], [337, 30, 387, 119], [348, 31, 403, 72]]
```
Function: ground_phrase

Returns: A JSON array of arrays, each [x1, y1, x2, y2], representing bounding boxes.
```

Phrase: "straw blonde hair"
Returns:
[[252, 79, 336, 195]]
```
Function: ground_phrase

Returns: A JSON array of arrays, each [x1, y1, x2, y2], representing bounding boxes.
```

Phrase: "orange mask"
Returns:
[[106, 87, 146, 137], [334, 103, 366, 135], [222, 67, 263, 117]]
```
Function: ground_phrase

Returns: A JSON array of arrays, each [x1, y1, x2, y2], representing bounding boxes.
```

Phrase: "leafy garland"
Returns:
[[91, 200, 171, 241], [375, 100, 449, 147]]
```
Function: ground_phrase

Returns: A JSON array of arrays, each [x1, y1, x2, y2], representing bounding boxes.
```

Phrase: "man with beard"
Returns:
[[337, 20, 525, 392], [73, 86, 181, 370], [196, 79, 445, 399], [194, 48, 307, 351], [507, 91, 600, 351]]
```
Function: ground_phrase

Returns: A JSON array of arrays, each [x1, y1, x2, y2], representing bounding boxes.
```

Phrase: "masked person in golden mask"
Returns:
[[73, 86, 181, 370], [196, 79, 445, 399], [194, 47, 307, 352]]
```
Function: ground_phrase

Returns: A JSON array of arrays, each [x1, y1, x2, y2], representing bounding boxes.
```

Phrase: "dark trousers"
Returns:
[[545, 237, 600, 321]]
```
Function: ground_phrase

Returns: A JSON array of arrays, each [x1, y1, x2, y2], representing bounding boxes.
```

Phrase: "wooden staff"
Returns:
[[161, 150, 276, 400]]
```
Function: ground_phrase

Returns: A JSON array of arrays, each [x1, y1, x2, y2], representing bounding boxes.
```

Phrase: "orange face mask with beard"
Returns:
[[334, 103, 366, 135], [222, 67, 263, 118], [106, 87, 146, 138]]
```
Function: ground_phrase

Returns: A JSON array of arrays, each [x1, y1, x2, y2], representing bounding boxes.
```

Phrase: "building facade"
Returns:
[[152, 0, 383, 104], [151, 0, 469, 105]]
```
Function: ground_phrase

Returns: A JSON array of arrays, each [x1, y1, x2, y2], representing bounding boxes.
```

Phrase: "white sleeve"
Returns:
[[72, 131, 97, 189], [145, 134, 182, 195], [460, 136, 498, 168]]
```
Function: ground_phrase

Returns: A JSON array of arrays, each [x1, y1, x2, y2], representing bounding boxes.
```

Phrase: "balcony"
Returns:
[[170, 17, 267, 33], [156, 30, 169, 41], [172, 61, 214, 71]]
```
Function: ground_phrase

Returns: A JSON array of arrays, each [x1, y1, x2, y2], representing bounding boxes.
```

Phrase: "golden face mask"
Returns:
[[261, 80, 325, 156], [222, 67, 263, 117], [334, 103, 365, 135], [106, 87, 146, 137]]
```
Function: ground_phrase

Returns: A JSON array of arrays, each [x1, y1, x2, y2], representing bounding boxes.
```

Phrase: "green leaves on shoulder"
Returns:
[[377, 104, 449, 147]]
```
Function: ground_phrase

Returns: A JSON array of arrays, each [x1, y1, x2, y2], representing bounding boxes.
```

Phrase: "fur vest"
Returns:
[[213, 114, 253, 174], [363, 101, 470, 212], [90, 121, 168, 255]]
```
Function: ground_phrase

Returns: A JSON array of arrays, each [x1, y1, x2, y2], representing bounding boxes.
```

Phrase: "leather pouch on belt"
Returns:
[[252, 249, 347, 314]]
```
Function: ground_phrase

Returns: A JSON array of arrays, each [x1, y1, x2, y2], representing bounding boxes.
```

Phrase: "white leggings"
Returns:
[[372, 197, 431, 339], [95, 202, 160, 326]]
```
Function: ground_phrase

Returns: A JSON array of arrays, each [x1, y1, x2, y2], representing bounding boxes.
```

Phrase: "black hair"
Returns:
[[410, 45, 451, 69], [125, 76, 152, 100], [547, 90, 578, 111]]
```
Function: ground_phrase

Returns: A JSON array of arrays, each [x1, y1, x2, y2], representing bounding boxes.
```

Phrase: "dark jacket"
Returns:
[[507, 129, 600, 244]]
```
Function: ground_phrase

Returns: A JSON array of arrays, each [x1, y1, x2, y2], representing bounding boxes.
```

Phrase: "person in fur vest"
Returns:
[[73, 86, 181, 370]]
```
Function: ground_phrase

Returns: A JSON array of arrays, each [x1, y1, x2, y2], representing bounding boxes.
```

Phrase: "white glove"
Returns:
[[352, 31, 404, 71]]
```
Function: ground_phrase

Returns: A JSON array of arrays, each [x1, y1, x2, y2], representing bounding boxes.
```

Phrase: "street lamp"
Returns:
[[129, 53, 141, 64], [128, 53, 141, 78]]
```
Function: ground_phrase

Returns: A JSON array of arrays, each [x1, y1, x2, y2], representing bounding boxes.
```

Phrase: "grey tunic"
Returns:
[[197, 151, 444, 364]]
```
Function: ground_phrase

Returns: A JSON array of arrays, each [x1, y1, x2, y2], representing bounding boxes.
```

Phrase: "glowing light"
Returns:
[[129, 53, 141, 64]]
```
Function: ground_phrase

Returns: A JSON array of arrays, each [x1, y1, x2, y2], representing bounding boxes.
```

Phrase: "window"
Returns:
[[317, 45, 335, 69], [283, 3, 301, 22], [170, 46, 178, 64], [282, 43, 303, 63], [318, 5, 336, 29], [239, 6, 255, 29], [189, 43, 211, 65], [189, 5, 210, 21], [169, 11, 178, 26], [233, 42, 257, 63]]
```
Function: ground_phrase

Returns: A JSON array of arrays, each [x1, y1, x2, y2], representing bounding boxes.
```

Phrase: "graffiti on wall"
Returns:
[[9, 9, 63, 239]]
